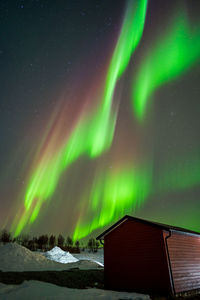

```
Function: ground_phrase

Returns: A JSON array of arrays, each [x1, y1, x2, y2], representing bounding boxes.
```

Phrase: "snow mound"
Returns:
[[0, 243, 101, 272], [43, 246, 78, 263], [72, 259, 102, 269], [0, 243, 49, 271]]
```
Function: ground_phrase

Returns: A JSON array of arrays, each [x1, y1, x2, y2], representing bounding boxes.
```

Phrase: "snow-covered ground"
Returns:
[[41, 246, 104, 266], [40, 245, 104, 266], [0, 243, 150, 300], [0, 280, 150, 300], [73, 248, 104, 266], [0, 243, 101, 271]]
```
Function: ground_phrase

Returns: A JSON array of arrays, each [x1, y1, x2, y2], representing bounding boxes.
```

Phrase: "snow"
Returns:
[[0, 280, 150, 300], [43, 246, 78, 263], [41, 246, 104, 266], [73, 248, 104, 266], [0, 243, 150, 299], [0, 243, 101, 271]]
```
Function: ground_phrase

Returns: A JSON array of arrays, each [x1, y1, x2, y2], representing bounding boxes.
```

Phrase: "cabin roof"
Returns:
[[96, 215, 200, 240]]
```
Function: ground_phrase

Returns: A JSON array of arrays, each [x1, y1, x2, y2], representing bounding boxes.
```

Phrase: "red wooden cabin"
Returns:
[[96, 215, 200, 296]]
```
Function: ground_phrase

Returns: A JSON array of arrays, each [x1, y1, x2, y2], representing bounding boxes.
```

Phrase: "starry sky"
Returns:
[[0, 0, 200, 239]]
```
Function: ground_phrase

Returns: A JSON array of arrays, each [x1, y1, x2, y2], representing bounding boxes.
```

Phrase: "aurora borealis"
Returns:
[[132, 10, 200, 121], [1, 0, 200, 240]]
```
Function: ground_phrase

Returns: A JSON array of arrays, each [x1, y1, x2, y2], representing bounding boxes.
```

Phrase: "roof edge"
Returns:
[[96, 215, 129, 240], [96, 215, 200, 240]]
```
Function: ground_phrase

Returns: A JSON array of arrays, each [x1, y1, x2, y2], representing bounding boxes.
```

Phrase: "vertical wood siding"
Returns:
[[166, 231, 200, 293], [104, 219, 172, 294]]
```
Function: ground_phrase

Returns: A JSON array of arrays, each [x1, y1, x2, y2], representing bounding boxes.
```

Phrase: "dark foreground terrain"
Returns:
[[0, 269, 104, 289], [0, 269, 200, 300]]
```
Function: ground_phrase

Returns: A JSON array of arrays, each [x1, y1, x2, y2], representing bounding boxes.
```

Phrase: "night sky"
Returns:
[[0, 0, 200, 240]]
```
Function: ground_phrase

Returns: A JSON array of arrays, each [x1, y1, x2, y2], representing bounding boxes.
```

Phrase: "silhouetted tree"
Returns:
[[27, 239, 36, 251], [87, 238, 99, 252], [88, 238, 96, 252], [95, 240, 100, 252], [80, 241, 85, 251], [14, 235, 22, 245], [32, 236, 39, 250], [43, 234, 49, 250], [21, 234, 30, 248], [66, 236, 73, 248], [75, 240, 80, 248], [37, 235, 44, 249], [0, 229, 11, 244], [49, 235, 56, 249], [38, 234, 48, 250], [57, 234, 64, 248]]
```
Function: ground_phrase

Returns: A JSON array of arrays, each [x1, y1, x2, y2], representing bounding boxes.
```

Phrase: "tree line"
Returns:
[[0, 229, 100, 253]]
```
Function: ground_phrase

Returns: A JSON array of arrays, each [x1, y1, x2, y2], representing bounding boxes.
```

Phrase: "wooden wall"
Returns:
[[166, 231, 200, 294], [104, 219, 172, 294]]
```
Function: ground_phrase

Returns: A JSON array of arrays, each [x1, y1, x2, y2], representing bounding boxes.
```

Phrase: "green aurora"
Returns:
[[156, 152, 200, 194], [132, 11, 200, 121], [13, 0, 148, 237], [6, 0, 200, 240], [73, 150, 200, 240], [73, 165, 152, 240]]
